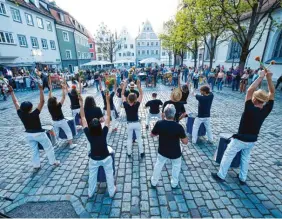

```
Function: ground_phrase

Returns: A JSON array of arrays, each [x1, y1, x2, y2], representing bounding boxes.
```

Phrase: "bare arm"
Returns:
[[37, 84, 45, 112], [137, 80, 143, 103], [79, 95, 87, 128], [246, 70, 265, 102], [60, 85, 66, 105], [79, 77, 82, 94], [9, 86, 20, 110], [113, 76, 117, 92], [121, 81, 127, 102], [99, 78, 103, 91], [48, 75, 52, 99], [105, 94, 111, 127], [266, 71, 275, 100]]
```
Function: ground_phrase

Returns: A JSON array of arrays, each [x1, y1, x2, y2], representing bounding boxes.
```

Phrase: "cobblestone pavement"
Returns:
[[0, 83, 281, 218]]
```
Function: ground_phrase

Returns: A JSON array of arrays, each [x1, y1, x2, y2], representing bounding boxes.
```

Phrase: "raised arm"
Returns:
[[266, 71, 275, 101], [79, 77, 82, 94], [121, 81, 127, 102], [105, 93, 111, 127], [246, 70, 265, 102], [137, 80, 143, 103], [60, 84, 66, 105], [37, 84, 45, 112], [48, 75, 52, 99], [78, 95, 87, 128], [113, 75, 117, 92], [9, 86, 20, 110]]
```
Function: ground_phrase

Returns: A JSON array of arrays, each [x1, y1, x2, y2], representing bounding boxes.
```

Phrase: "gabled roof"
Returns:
[[8, 0, 54, 19], [136, 20, 159, 40]]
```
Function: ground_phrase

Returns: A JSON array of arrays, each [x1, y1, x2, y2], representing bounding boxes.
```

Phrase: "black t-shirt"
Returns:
[[146, 99, 163, 114], [123, 101, 140, 122], [162, 100, 185, 122], [116, 88, 122, 98], [17, 109, 44, 133], [152, 120, 186, 159], [101, 91, 115, 110], [196, 93, 214, 118], [125, 89, 139, 98], [84, 126, 110, 160], [235, 100, 274, 142], [68, 93, 80, 110], [48, 102, 64, 121], [180, 91, 189, 104], [85, 106, 103, 125]]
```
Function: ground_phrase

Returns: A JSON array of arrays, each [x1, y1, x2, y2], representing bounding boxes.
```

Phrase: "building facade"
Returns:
[[135, 20, 161, 65], [48, 1, 90, 73], [0, 0, 61, 74], [88, 34, 96, 60]]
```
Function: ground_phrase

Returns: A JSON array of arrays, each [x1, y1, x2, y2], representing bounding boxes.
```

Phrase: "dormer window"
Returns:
[[58, 12, 64, 22]]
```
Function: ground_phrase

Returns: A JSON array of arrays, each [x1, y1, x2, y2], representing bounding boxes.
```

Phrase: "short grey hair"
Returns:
[[164, 104, 176, 120]]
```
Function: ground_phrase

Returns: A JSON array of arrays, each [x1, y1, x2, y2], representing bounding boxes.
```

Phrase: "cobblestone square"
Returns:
[[0, 84, 281, 218]]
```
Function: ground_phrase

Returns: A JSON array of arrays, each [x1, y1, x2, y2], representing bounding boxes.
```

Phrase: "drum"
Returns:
[[97, 146, 115, 182], [38, 125, 57, 150], [214, 133, 241, 168], [186, 113, 206, 136], [58, 117, 77, 139]]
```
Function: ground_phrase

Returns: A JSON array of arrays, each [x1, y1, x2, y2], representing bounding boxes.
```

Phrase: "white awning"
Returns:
[[139, 58, 161, 64]]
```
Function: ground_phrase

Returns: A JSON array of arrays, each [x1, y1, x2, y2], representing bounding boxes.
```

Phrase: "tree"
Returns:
[[219, 0, 281, 71], [95, 23, 122, 63]]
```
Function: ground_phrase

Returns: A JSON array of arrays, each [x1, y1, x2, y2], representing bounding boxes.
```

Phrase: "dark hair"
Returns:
[[152, 93, 157, 98], [200, 85, 210, 94], [20, 101, 33, 113], [84, 96, 96, 110], [89, 118, 102, 136], [47, 96, 58, 110], [70, 88, 78, 97], [128, 93, 137, 103], [182, 84, 189, 93]]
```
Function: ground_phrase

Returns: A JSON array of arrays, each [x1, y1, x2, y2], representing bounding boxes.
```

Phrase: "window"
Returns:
[[119, 53, 121, 57], [162, 52, 165, 56], [147, 42, 150, 46], [98, 57, 102, 61], [46, 21, 52, 31], [37, 17, 44, 29], [273, 31, 282, 58], [151, 42, 154, 46], [66, 50, 72, 59], [123, 52, 126, 57], [138, 42, 140, 46], [11, 8, 21, 22], [97, 48, 101, 53], [147, 50, 149, 55], [147, 27, 149, 31], [50, 40, 56, 50], [138, 50, 140, 55], [156, 50, 158, 55], [132, 53, 134, 56], [58, 12, 64, 22], [78, 51, 81, 59], [124, 44, 127, 49], [118, 44, 121, 49], [142, 50, 145, 55], [142, 42, 145, 46], [30, 37, 38, 48], [91, 52, 94, 58], [151, 50, 154, 55], [63, 31, 69, 41], [18, 35, 27, 47], [156, 42, 159, 46], [89, 43, 93, 48], [25, 13, 33, 26], [127, 51, 131, 56], [130, 44, 133, 49], [0, 3, 7, 15], [227, 40, 241, 60], [41, 39, 48, 49]]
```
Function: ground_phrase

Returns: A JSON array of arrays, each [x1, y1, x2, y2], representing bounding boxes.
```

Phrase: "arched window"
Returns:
[[273, 31, 282, 58], [227, 40, 242, 60]]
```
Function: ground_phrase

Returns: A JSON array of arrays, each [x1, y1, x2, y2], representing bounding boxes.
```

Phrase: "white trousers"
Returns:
[[116, 98, 122, 113], [71, 108, 80, 117], [151, 153, 182, 188], [127, 122, 143, 155], [146, 113, 161, 126], [192, 117, 213, 143], [88, 156, 115, 197], [53, 119, 73, 141], [104, 110, 117, 130], [25, 132, 57, 168]]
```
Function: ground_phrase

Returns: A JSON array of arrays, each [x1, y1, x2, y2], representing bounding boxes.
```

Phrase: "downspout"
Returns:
[[73, 28, 79, 69], [262, 16, 273, 63], [54, 23, 62, 70]]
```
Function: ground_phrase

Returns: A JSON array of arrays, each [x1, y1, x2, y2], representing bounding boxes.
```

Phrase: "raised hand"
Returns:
[[259, 70, 266, 78], [8, 85, 13, 93]]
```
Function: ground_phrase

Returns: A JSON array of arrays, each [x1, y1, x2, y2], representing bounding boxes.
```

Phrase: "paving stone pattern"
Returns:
[[0, 83, 281, 218]]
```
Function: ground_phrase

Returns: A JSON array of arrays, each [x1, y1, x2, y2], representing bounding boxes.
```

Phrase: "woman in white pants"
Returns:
[[79, 93, 116, 198], [66, 81, 81, 125], [47, 77, 76, 148], [121, 80, 144, 158]]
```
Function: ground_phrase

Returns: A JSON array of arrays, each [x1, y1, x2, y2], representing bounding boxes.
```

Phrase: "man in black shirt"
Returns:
[[47, 77, 76, 148], [151, 104, 188, 188], [145, 93, 163, 129], [191, 85, 214, 144], [212, 70, 275, 184], [122, 80, 144, 158], [9, 84, 59, 170]]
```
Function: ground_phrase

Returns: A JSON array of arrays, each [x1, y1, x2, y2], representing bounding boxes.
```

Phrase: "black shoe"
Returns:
[[140, 153, 145, 159], [211, 172, 225, 182], [237, 174, 246, 185], [150, 181, 156, 188], [127, 154, 131, 158], [132, 140, 136, 143], [146, 125, 149, 129]]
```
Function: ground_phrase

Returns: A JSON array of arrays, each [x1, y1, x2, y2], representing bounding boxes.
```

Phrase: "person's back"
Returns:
[[48, 103, 64, 121], [18, 108, 43, 133], [196, 93, 214, 118], [146, 99, 163, 114]]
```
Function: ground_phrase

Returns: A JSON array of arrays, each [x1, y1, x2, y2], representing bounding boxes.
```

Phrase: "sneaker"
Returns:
[[237, 174, 247, 185], [207, 141, 214, 145], [69, 144, 77, 149], [146, 125, 149, 130], [53, 160, 60, 167], [211, 172, 225, 182], [140, 153, 145, 159], [150, 181, 156, 188], [171, 184, 179, 189], [109, 186, 117, 198], [33, 166, 41, 172], [112, 128, 118, 132]]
